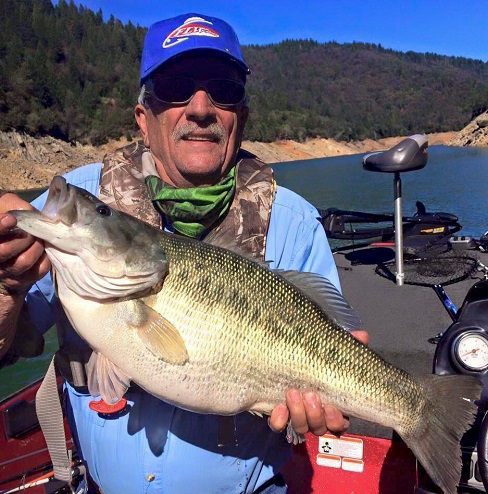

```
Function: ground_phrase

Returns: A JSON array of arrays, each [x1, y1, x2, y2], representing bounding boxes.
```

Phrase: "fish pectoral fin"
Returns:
[[286, 423, 306, 445], [248, 406, 306, 444], [86, 351, 131, 404], [135, 302, 189, 365]]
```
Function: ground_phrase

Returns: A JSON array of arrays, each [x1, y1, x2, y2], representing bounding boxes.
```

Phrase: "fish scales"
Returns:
[[11, 176, 482, 494], [142, 231, 421, 427]]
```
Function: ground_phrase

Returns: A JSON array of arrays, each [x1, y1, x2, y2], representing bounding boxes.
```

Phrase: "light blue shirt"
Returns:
[[27, 162, 340, 494]]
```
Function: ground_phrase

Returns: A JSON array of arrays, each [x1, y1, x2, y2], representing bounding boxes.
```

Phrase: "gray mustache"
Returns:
[[173, 123, 226, 142]]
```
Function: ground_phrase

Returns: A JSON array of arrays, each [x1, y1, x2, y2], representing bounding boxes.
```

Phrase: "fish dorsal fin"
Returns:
[[274, 270, 362, 331], [86, 351, 131, 404], [133, 300, 189, 365]]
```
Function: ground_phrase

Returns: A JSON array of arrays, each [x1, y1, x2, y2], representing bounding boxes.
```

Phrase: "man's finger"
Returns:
[[268, 403, 288, 433], [303, 391, 328, 436], [0, 232, 38, 263], [285, 388, 309, 434], [323, 405, 349, 433], [0, 193, 34, 213], [0, 213, 17, 231], [351, 329, 369, 345]]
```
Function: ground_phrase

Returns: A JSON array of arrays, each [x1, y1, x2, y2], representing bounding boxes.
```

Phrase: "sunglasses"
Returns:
[[150, 76, 246, 107]]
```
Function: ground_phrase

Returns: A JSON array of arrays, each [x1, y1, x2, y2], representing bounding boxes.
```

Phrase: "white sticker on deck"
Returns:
[[342, 457, 365, 472], [318, 434, 363, 459], [317, 434, 364, 473], [316, 453, 342, 468]]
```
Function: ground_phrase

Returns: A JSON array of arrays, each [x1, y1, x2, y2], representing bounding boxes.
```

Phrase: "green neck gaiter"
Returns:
[[145, 166, 236, 238]]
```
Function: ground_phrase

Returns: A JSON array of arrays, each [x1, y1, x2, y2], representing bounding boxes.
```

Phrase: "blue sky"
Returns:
[[67, 0, 488, 61]]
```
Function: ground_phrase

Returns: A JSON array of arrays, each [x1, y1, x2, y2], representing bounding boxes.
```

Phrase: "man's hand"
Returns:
[[0, 192, 50, 361], [0, 193, 50, 295], [268, 329, 370, 436]]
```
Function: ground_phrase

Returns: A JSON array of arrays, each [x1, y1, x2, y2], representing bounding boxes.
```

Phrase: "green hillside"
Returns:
[[2, 0, 488, 145]]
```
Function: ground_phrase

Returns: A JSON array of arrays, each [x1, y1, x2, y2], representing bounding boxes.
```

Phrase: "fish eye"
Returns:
[[96, 204, 112, 216]]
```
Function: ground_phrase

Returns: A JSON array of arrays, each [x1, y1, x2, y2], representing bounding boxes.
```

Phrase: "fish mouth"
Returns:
[[9, 176, 78, 242], [41, 175, 79, 226], [10, 176, 78, 231], [11, 175, 169, 290]]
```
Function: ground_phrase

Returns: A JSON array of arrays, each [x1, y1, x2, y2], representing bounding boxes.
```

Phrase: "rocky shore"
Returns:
[[2, 110, 488, 190], [243, 132, 455, 164], [448, 111, 488, 147]]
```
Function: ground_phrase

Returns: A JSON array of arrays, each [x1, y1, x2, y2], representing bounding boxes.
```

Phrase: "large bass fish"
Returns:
[[12, 176, 480, 494]]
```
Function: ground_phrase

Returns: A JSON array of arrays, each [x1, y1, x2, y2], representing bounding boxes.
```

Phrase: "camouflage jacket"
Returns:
[[99, 141, 276, 260]]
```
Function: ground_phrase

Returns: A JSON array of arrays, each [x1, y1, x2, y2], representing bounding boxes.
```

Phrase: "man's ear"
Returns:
[[239, 104, 249, 127], [134, 104, 150, 147], [236, 104, 249, 147]]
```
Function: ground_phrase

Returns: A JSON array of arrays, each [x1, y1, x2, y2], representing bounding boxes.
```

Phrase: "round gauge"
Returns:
[[454, 332, 488, 371]]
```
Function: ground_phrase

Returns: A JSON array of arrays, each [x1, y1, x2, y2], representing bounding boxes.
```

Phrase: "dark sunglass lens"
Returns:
[[207, 80, 245, 105], [153, 77, 195, 103]]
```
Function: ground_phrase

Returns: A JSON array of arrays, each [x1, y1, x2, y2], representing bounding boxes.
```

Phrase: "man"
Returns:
[[0, 13, 367, 493]]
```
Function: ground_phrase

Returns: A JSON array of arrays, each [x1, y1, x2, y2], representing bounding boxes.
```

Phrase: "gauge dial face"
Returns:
[[454, 332, 488, 371]]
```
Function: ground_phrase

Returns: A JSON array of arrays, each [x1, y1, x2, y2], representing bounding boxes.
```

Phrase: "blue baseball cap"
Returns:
[[140, 13, 250, 84]]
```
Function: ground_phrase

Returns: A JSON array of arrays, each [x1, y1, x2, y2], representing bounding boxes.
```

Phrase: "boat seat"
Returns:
[[361, 134, 429, 286], [362, 134, 428, 173]]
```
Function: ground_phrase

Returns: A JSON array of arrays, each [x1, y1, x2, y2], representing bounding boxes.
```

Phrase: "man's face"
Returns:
[[135, 54, 249, 187]]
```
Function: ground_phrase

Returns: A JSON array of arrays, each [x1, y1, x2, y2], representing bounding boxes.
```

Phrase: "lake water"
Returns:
[[1, 145, 488, 399], [273, 145, 488, 238]]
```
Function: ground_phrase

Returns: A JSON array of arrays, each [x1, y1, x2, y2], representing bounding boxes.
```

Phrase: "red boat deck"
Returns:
[[283, 431, 417, 494], [0, 378, 73, 493]]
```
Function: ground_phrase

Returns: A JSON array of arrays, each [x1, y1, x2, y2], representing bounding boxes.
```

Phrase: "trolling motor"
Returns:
[[362, 135, 429, 286]]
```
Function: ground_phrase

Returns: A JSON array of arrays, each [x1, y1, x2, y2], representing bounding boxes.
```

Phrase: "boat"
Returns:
[[0, 376, 76, 493], [282, 238, 488, 494], [1, 135, 488, 493], [281, 135, 488, 493]]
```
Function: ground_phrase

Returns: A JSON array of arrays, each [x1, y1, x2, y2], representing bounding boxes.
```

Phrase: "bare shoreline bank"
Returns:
[[242, 132, 456, 164], [0, 131, 456, 190]]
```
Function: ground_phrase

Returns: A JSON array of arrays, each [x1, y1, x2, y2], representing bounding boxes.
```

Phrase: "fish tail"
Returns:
[[400, 374, 481, 494]]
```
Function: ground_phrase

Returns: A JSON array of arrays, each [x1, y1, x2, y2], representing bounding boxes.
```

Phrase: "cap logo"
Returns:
[[163, 16, 219, 49]]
